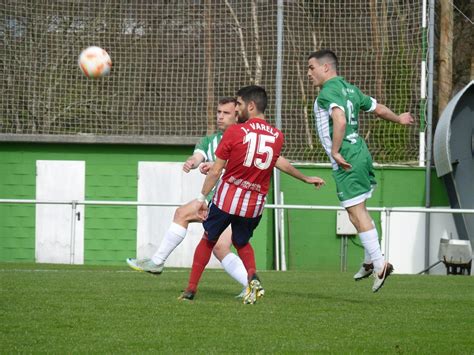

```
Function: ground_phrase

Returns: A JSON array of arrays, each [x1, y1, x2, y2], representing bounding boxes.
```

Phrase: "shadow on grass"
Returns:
[[275, 289, 367, 304]]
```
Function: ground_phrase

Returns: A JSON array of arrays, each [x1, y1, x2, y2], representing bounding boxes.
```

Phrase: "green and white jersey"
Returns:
[[313, 76, 376, 170], [194, 132, 223, 162]]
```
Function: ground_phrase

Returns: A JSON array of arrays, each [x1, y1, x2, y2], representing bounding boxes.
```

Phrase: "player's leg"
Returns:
[[151, 200, 205, 265], [235, 241, 264, 305], [233, 241, 257, 281], [179, 235, 217, 300], [127, 200, 204, 274], [230, 214, 264, 304], [334, 171, 376, 280], [180, 204, 231, 300], [346, 202, 393, 292], [213, 226, 248, 294], [354, 220, 375, 280], [346, 201, 383, 268], [334, 145, 392, 290]]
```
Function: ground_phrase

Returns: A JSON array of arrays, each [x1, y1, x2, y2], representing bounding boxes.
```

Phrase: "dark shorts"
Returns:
[[203, 203, 262, 246]]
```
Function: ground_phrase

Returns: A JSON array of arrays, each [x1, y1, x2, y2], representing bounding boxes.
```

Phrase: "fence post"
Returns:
[[70, 200, 77, 264], [383, 208, 391, 261], [273, 0, 284, 271]]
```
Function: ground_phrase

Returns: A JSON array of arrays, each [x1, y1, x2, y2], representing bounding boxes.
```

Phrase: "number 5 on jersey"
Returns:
[[243, 132, 275, 170]]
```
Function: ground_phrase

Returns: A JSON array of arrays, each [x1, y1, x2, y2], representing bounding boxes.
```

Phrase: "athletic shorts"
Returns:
[[332, 140, 377, 208], [203, 203, 262, 246]]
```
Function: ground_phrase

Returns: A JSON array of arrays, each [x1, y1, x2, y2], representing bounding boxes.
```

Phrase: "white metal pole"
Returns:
[[273, 171, 280, 271], [280, 191, 287, 271], [70, 201, 77, 264], [384, 209, 391, 261], [2, 199, 474, 214], [273, 0, 284, 271], [420, 0, 427, 167]]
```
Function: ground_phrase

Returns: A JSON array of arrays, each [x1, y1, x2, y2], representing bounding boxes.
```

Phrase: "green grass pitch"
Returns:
[[1, 263, 473, 353]]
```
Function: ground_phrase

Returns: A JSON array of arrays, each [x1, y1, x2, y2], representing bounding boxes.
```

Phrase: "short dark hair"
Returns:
[[218, 96, 237, 106], [236, 85, 268, 113], [308, 49, 338, 70]]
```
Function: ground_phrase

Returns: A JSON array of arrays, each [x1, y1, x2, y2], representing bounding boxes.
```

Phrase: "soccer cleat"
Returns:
[[178, 290, 195, 301], [354, 263, 374, 281], [242, 282, 256, 305], [126, 258, 164, 275], [251, 273, 265, 298], [243, 278, 263, 305], [256, 283, 265, 298], [372, 262, 394, 293]]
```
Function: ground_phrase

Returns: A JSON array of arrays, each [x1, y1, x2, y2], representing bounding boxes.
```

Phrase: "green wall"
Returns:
[[0, 143, 270, 268], [0, 143, 449, 271]]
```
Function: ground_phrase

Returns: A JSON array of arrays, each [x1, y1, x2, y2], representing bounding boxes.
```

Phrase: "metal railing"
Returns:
[[1, 198, 473, 268]]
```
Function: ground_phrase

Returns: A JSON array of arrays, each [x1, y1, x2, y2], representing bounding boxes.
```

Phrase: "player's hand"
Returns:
[[196, 200, 209, 221], [332, 152, 352, 171], [186, 199, 208, 222], [183, 158, 195, 173], [199, 162, 213, 175], [399, 112, 415, 125], [305, 176, 325, 189]]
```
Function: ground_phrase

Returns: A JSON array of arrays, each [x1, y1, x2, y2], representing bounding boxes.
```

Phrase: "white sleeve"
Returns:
[[328, 103, 345, 117]]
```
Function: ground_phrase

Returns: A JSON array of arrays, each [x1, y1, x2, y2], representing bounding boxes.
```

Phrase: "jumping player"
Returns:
[[307, 49, 414, 292]]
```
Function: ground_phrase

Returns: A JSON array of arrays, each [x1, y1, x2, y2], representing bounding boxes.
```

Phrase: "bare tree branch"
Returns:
[[224, 0, 253, 82], [251, 0, 262, 84], [205, 0, 215, 134], [287, 25, 313, 148]]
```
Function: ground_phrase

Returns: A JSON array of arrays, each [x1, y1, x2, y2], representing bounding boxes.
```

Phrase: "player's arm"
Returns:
[[199, 161, 214, 175], [330, 107, 352, 171], [275, 156, 325, 189], [183, 152, 205, 173], [197, 157, 226, 201], [374, 103, 414, 125]]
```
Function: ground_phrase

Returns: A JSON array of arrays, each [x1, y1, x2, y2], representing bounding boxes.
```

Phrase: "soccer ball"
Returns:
[[78, 46, 112, 78]]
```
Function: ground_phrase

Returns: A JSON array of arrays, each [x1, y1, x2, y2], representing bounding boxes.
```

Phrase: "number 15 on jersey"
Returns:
[[243, 132, 275, 170]]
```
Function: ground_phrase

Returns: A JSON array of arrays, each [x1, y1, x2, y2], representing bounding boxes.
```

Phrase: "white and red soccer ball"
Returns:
[[78, 46, 112, 78]]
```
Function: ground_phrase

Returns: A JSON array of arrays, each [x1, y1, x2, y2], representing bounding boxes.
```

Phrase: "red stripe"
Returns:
[[234, 190, 245, 216], [215, 181, 268, 217], [239, 190, 252, 217], [213, 180, 225, 206], [244, 191, 258, 217], [222, 184, 237, 212]]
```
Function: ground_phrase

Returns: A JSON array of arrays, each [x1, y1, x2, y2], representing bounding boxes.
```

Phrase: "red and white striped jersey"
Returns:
[[213, 118, 284, 217]]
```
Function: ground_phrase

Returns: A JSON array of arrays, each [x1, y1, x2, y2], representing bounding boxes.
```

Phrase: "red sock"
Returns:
[[187, 237, 215, 293], [234, 242, 256, 281]]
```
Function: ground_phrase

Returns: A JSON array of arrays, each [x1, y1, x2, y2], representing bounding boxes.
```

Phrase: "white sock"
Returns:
[[364, 220, 375, 264], [363, 220, 375, 264], [151, 223, 187, 265], [364, 248, 372, 264], [220, 253, 248, 287], [359, 228, 384, 271]]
